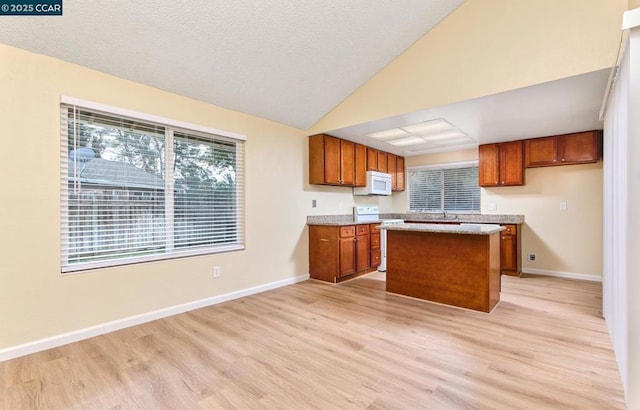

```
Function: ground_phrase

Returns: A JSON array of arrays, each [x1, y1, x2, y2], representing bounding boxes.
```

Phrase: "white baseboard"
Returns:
[[0, 274, 310, 363], [521, 268, 602, 282]]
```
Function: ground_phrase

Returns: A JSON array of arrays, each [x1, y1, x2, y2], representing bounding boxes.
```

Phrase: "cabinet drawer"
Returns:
[[340, 226, 355, 238], [370, 250, 381, 267], [356, 224, 370, 235], [502, 224, 517, 236], [370, 233, 380, 250]]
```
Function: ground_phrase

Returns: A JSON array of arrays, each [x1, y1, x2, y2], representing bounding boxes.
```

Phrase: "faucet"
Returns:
[[443, 211, 457, 220]]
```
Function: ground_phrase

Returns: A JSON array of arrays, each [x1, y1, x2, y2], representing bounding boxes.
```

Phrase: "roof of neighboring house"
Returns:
[[69, 158, 165, 190]]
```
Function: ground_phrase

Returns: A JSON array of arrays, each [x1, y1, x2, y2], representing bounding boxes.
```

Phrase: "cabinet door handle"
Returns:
[[561, 158, 565, 162], [320, 239, 329, 242]]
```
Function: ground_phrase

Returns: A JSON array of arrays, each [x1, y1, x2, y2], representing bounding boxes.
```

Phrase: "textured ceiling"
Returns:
[[0, 0, 465, 129]]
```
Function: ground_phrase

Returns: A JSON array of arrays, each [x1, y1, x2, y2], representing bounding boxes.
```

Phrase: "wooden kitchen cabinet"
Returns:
[[395, 156, 405, 191], [386, 153, 405, 192], [377, 151, 388, 173], [355, 225, 370, 272], [309, 134, 356, 186], [354, 143, 367, 187], [339, 226, 357, 277], [366, 148, 388, 173], [310, 135, 403, 191], [370, 223, 381, 269], [500, 224, 520, 276], [309, 224, 375, 283], [479, 141, 524, 187], [387, 153, 397, 183], [367, 148, 378, 171], [525, 130, 601, 167]]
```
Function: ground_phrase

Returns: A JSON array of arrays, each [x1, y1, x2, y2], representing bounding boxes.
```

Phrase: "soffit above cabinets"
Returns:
[[327, 69, 609, 157]]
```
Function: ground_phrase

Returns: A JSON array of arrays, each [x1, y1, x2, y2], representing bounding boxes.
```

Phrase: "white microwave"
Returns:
[[353, 171, 392, 196]]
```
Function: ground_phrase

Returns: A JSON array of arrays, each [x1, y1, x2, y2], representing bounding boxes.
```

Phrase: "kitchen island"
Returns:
[[381, 223, 505, 313]]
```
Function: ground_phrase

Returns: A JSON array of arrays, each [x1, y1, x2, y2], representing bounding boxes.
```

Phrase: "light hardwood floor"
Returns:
[[0, 273, 626, 409]]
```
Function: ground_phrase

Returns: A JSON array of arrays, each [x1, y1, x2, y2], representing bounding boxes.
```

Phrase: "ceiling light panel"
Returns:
[[420, 130, 467, 141], [367, 128, 411, 141], [387, 136, 427, 146], [430, 135, 475, 145], [363, 118, 476, 153], [400, 118, 454, 136]]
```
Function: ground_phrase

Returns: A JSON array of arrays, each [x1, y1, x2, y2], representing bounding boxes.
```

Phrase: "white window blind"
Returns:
[[408, 163, 480, 212], [60, 101, 245, 273]]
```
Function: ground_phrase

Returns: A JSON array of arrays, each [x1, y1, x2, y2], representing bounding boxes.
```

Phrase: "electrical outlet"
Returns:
[[488, 203, 497, 211], [528, 253, 536, 262], [560, 201, 568, 211], [312, 199, 317, 208], [213, 266, 221, 278]]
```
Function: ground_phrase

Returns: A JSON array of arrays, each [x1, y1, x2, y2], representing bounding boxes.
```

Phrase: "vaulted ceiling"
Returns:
[[0, 0, 465, 129], [0, 1, 613, 156]]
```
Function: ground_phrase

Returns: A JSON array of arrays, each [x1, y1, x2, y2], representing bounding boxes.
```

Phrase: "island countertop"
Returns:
[[385, 225, 502, 313], [379, 223, 505, 235]]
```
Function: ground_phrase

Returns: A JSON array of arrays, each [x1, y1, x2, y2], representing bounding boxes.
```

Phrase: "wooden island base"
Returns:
[[386, 228, 501, 313]]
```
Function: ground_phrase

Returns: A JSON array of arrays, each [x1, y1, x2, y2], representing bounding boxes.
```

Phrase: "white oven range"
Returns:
[[352, 206, 404, 272]]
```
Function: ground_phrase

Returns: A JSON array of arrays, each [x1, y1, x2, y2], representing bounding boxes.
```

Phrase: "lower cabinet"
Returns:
[[370, 223, 381, 269], [339, 229, 357, 277], [355, 225, 370, 272], [310, 222, 521, 281], [309, 224, 376, 283], [500, 224, 521, 276]]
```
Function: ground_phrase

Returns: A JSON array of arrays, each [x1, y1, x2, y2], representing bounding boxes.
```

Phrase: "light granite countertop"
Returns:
[[380, 222, 505, 235], [307, 213, 524, 226]]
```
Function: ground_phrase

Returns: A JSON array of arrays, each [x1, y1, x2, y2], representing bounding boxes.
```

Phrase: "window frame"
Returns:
[[407, 160, 480, 214], [60, 96, 246, 274]]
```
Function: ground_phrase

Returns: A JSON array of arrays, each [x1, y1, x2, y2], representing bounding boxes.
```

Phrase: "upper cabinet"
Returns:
[[478, 140, 524, 187], [377, 150, 388, 173], [386, 153, 405, 191], [366, 148, 378, 171], [525, 130, 601, 168], [354, 143, 367, 187], [386, 153, 396, 181], [366, 147, 388, 173], [309, 134, 356, 186], [309, 134, 403, 189], [395, 156, 405, 191], [480, 130, 602, 188]]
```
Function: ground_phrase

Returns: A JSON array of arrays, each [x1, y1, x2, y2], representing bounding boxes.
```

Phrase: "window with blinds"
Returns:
[[60, 100, 245, 273], [408, 162, 480, 213]]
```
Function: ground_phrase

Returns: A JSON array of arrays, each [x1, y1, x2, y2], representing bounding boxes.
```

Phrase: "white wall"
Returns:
[[603, 10, 640, 406], [623, 21, 640, 410]]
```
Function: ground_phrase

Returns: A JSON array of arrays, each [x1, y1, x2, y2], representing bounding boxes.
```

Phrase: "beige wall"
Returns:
[[312, 0, 626, 133], [0, 43, 328, 349], [395, 150, 603, 278]]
